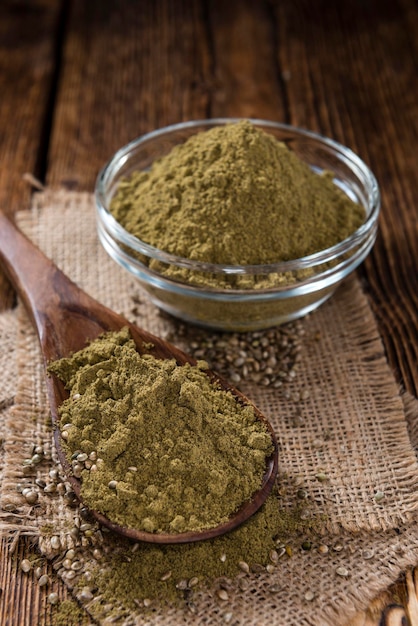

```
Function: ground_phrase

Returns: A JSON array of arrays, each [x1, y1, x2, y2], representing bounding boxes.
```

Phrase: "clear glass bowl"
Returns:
[[95, 119, 380, 331]]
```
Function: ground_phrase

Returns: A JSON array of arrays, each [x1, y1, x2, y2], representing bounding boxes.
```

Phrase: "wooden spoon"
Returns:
[[0, 210, 278, 544]]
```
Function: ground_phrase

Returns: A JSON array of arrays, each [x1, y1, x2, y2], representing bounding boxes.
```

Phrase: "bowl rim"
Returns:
[[95, 118, 380, 278]]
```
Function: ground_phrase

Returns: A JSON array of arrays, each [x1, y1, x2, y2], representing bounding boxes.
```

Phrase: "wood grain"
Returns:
[[46, 0, 212, 190], [207, 0, 285, 121], [0, 0, 63, 309], [269, 0, 418, 396], [0, 536, 77, 626]]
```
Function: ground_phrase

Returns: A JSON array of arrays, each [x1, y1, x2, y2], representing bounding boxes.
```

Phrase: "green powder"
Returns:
[[48, 328, 273, 534], [94, 491, 315, 607], [52, 600, 89, 626], [110, 121, 365, 284], [86, 486, 320, 610]]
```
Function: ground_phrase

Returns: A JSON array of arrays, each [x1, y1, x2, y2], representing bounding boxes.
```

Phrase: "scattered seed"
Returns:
[[48, 592, 59, 605], [315, 472, 328, 482], [336, 566, 349, 578], [20, 559, 31, 573], [304, 590, 315, 601], [79, 587, 93, 602], [362, 549, 374, 560], [275, 547, 286, 559], [108, 480, 117, 490], [63, 491, 77, 507], [317, 544, 329, 555], [160, 571, 172, 582], [57, 483, 66, 496], [217, 589, 229, 601], [143, 598, 152, 608], [72, 464, 83, 478], [38, 575, 49, 587], [269, 549, 279, 563], [238, 561, 250, 574], [188, 577, 199, 587], [251, 563, 265, 573], [24, 490, 39, 505], [49, 469, 60, 481], [374, 491, 385, 502], [50, 536, 61, 550], [172, 320, 305, 391], [2, 503, 17, 512]]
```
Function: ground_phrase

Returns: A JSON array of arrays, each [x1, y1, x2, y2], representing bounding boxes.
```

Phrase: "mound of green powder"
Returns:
[[110, 121, 365, 270], [48, 328, 273, 534]]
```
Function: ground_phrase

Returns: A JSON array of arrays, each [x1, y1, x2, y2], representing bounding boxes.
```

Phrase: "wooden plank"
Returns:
[[207, 0, 285, 121], [0, 0, 64, 308], [47, 0, 212, 190], [270, 0, 418, 395], [0, 536, 90, 626]]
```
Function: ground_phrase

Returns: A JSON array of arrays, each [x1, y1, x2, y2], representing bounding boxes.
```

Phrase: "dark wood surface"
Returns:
[[0, 0, 417, 623]]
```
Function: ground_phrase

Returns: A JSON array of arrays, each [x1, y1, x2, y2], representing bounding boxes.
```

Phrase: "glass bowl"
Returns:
[[95, 119, 380, 331]]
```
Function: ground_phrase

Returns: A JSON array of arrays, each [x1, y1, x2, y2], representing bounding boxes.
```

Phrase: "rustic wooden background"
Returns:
[[0, 0, 417, 624]]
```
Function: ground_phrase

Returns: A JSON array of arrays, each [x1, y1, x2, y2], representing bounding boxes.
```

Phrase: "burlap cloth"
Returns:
[[1, 190, 418, 625]]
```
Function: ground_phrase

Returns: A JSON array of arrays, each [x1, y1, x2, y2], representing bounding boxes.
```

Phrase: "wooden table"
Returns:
[[0, 1, 417, 623]]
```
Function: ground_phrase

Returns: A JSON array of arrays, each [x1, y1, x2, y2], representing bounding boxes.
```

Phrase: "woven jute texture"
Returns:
[[1, 189, 418, 625]]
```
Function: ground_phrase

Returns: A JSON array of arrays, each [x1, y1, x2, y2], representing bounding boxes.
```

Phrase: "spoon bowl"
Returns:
[[0, 210, 278, 544]]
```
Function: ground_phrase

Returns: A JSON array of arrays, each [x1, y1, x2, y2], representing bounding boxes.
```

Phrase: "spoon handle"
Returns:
[[0, 211, 117, 359], [0, 210, 63, 320]]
